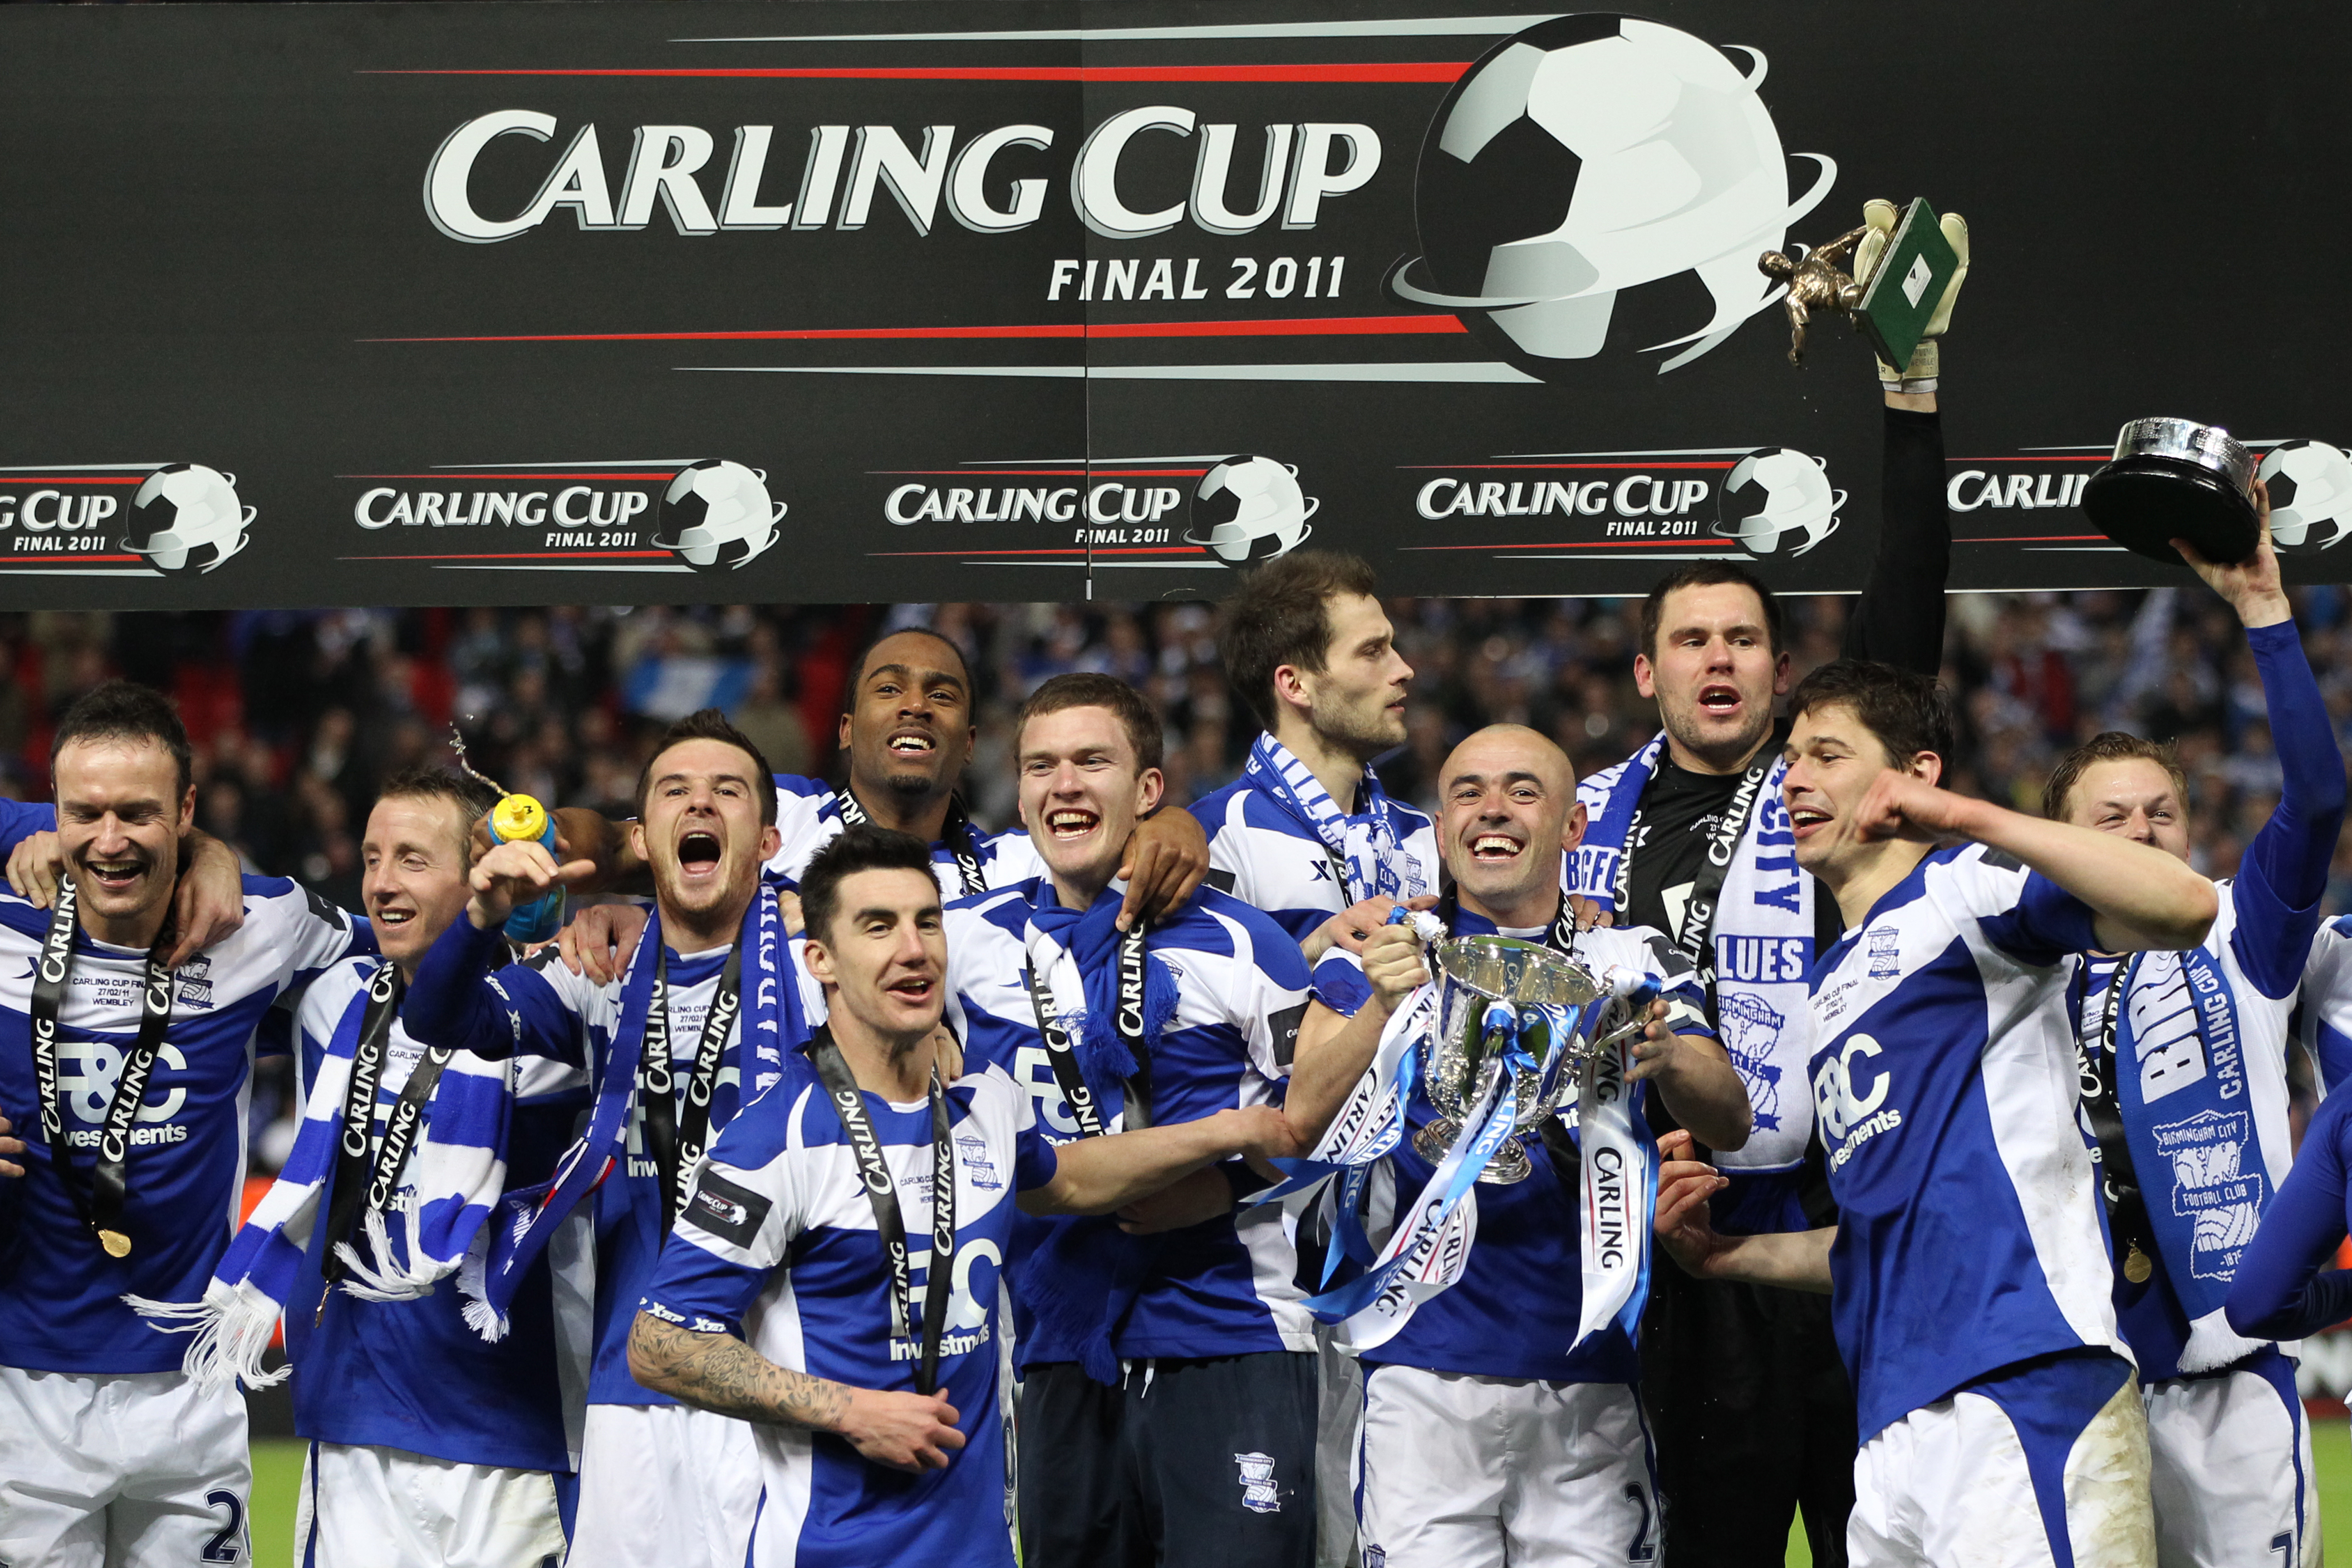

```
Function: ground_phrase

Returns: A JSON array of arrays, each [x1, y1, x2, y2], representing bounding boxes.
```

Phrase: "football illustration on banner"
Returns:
[[1714, 448, 1843, 557], [1185, 455, 1319, 566], [122, 464, 253, 576], [650, 459, 784, 572], [1393, 13, 1836, 378], [2257, 440, 2352, 555]]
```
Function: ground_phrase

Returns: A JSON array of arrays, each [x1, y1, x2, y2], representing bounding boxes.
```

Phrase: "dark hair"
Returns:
[[634, 708, 777, 824], [1216, 549, 1381, 732], [843, 625, 972, 714], [2043, 732, 2187, 821], [1786, 659, 1953, 766], [377, 764, 500, 859], [1639, 562, 1785, 662], [1015, 673, 1164, 772], [798, 825, 938, 947], [51, 680, 193, 802]]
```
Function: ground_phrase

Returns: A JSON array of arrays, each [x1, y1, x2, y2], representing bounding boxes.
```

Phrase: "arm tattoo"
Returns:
[[628, 1313, 851, 1432]]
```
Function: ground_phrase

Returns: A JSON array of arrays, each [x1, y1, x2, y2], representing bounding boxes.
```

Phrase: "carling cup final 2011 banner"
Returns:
[[0, 1, 2347, 608]]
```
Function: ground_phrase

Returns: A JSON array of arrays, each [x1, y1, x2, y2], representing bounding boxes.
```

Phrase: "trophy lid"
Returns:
[[1431, 935, 1603, 1009], [2081, 416, 2260, 565]]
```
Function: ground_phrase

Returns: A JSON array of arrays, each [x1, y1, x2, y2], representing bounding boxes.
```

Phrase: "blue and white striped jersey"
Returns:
[[1312, 907, 1710, 1382], [766, 774, 1044, 897], [283, 954, 587, 1472], [640, 1054, 1054, 1568], [1810, 844, 2123, 1440], [401, 919, 767, 1407], [1189, 776, 1437, 946], [943, 879, 1315, 1365], [0, 871, 370, 1374]]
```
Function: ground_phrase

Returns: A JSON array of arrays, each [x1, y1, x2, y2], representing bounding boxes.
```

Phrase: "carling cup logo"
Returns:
[[1392, 14, 1836, 377], [1715, 448, 1842, 558], [123, 464, 254, 576], [651, 459, 785, 572], [1185, 455, 1318, 566]]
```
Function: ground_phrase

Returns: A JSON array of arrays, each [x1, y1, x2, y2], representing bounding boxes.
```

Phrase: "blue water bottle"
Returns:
[[488, 793, 567, 944]]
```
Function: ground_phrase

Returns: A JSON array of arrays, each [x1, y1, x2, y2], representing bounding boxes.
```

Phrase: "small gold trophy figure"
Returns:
[[1758, 226, 1867, 366]]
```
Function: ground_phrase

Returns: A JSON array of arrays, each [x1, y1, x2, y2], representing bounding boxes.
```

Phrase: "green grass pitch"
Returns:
[[249, 1424, 2352, 1567]]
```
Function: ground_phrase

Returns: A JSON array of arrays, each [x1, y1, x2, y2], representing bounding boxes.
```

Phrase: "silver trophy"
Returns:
[[1414, 936, 1616, 1185]]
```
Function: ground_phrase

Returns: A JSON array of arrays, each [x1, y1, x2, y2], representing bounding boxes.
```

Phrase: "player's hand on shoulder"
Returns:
[[776, 887, 805, 937], [557, 899, 650, 984], [1570, 892, 1612, 932], [1360, 919, 1431, 1011], [5, 829, 61, 910], [1116, 808, 1211, 931], [0, 1111, 24, 1178], [836, 1387, 966, 1473], [165, 831, 251, 968]]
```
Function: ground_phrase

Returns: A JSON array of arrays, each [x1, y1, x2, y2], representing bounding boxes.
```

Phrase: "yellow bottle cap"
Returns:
[[491, 794, 548, 844]]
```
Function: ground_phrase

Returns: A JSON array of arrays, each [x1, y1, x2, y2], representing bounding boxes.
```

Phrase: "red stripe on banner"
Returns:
[[369, 63, 1472, 83], [340, 551, 677, 561], [1954, 534, 2108, 543], [869, 547, 1210, 557], [368, 315, 1464, 345], [0, 554, 144, 563], [338, 472, 678, 481], [1398, 461, 1736, 471], [1402, 541, 1743, 552], [0, 477, 148, 485]]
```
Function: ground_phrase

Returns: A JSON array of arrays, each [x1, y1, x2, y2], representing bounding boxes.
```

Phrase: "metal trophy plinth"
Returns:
[[2081, 418, 2260, 564], [1413, 937, 1607, 1185]]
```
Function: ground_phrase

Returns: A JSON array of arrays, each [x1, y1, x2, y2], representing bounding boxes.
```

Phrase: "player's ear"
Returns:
[[1559, 799, 1589, 855], [758, 823, 782, 862], [1632, 653, 1657, 699], [176, 783, 197, 834], [627, 818, 648, 863], [1772, 648, 1794, 696], [1909, 750, 1945, 788], [1135, 766, 1165, 819]]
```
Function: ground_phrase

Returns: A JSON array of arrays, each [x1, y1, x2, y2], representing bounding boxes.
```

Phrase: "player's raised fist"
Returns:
[[467, 837, 596, 929]]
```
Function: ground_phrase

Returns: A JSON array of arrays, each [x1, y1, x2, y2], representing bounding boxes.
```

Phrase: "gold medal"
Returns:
[[2123, 1243, 2152, 1284], [98, 1228, 132, 1259]]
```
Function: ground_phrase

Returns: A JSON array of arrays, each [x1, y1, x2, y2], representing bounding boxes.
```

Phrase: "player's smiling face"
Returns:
[[1637, 582, 1792, 771], [1017, 704, 1163, 905], [362, 794, 475, 976], [1782, 702, 1891, 881], [53, 736, 192, 942], [2062, 758, 2191, 862], [1296, 592, 1413, 760], [631, 738, 784, 928], [1439, 730, 1586, 915], [840, 632, 976, 810], [803, 866, 946, 1046]]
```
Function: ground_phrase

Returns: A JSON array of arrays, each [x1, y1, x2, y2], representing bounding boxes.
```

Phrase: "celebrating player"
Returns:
[[945, 674, 1321, 1568], [2040, 492, 2339, 1568], [626, 826, 1301, 1568], [1576, 203, 1967, 1563], [1654, 658, 2213, 1568], [0, 681, 372, 1568], [1288, 724, 1746, 1567], [400, 709, 801, 1568]]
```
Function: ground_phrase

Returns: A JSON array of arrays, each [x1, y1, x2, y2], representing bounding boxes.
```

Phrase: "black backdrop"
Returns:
[[0, 0, 2345, 608]]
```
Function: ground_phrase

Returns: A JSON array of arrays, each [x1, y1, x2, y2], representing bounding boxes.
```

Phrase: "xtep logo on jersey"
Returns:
[[872, 453, 1314, 588], [342, 456, 787, 576], [374, 14, 1842, 391], [0, 463, 254, 578]]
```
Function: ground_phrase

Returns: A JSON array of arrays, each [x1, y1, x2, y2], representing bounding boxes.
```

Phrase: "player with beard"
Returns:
[[1653, 658, 2213, 1568], [626, 826, 1300, 1568], [2039, 497, 2338, 1568], [558, 627, 1206, 983], [1574, 216, 1968, 1562], [944, 674, 1322, 1568], [1194, 551, 1439, 1563], [1289, 724, 1744, 1568], [0, 681, 373, 1568], [401, 709, 804, 1568]]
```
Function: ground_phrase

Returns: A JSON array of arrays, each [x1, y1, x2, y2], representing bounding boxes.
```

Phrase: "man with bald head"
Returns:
[[1286, 724, 1750, 1568]]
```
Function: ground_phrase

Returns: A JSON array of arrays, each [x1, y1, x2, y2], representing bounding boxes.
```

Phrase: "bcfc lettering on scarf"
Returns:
[[682, 1167, 771, 1249], [1815, 1033, 1903, 1171]]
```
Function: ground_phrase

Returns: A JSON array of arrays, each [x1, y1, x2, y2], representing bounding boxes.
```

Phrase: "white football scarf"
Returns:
[[126, 958, 514, 1390], [1574, 731, 1815, 1173], [1244, 732, 1428, 902]]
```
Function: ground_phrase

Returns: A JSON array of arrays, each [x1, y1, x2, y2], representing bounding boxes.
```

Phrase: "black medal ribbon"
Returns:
[[318, 964, 456, 1288], [2075, 960, 2159, 1276], [834, 787, 986, 897], [27, 877, 175, 1258], [808, 1026, 958, 1396], [638, 942, 746, 1230], [1616, 750, 1771, 995], [1023, 921, 1152, 1136]]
